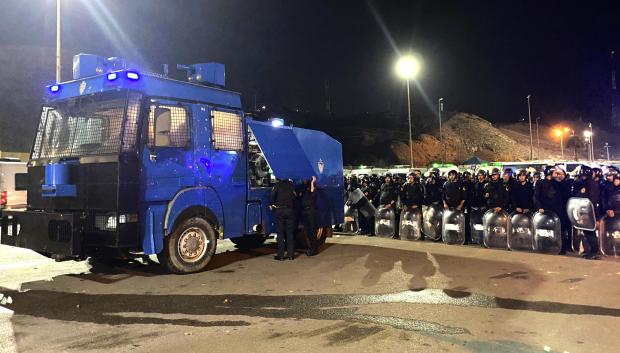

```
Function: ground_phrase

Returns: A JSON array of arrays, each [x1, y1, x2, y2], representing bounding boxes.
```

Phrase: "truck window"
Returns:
[[211, 110, 243, 151], [147, 104, 190, 148]]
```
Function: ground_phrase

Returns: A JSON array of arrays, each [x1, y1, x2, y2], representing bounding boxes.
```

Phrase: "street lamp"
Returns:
[[438, 98, 444, 163], [584, 130, 593, 162], [56, 0, 61, 83], [395, 55, 421, 169], [535, 116, 541, 160], [526, 94, 533, 160], [604, 142, 611, 160], [554, 127, 566, 159]]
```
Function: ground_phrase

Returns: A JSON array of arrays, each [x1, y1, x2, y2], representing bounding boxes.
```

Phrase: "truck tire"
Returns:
[[158, 217, 217, 274], [230, 235, 267, 249]]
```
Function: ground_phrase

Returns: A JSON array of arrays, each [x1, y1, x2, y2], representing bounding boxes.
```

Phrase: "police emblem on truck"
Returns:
[[318, 159, 325, 174]]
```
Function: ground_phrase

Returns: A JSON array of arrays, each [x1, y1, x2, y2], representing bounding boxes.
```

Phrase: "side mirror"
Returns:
[[154, 108, 171, 147]]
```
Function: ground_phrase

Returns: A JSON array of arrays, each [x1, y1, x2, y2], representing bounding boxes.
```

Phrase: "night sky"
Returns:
[[1, 0, 619, 126]]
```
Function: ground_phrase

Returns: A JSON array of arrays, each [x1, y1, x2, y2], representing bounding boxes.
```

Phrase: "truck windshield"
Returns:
[[31, 91, 142, 160]]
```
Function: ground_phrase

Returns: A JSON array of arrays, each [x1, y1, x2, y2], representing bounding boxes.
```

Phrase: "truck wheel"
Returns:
[[230, 235, 267, 249], [158, 217, 217, 274]]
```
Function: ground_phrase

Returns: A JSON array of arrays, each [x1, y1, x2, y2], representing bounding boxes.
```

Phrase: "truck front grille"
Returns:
[[48, 220, 71, 243]]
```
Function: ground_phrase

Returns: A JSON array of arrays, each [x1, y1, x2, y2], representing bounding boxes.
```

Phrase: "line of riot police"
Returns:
[[342, 164, 620, 259]]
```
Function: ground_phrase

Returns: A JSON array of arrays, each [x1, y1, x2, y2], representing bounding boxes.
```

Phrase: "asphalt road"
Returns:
[[1, 235, 620, 353]]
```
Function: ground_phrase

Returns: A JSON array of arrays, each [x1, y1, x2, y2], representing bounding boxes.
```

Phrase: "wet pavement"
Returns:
[[1, 236, 620, 352]]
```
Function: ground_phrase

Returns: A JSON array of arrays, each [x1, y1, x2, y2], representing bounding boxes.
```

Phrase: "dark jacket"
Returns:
[[400, 182, 425, 207], [424, 179, 443, 205], [443, 180, 466, 208], [510, 181, 534, 211], [485, 179, 509, 209], [270, 179, 296, 209], [602, 183, 620, 213], [470, 181, 487, 208], [379, 183, 399, 206], [533, 178, 561, 213]]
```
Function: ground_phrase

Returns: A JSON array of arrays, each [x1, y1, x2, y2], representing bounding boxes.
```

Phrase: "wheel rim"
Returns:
[[177, 226, 209, 263]]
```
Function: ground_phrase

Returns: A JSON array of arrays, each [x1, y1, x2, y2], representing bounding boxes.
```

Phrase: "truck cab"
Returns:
[[0, 54, 344, 273]]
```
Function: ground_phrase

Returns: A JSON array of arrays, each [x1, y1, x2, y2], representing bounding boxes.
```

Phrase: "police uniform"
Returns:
[[298, 179, 319, 256], [270, 179, 296, 260]]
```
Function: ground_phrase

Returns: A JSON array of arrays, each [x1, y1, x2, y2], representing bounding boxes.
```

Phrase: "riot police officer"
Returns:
[[379, 174, 399, 208], [298, 176, 318, 256], [443, 170, 466, 210], [270, 178, 297, 260], [424, 172, 443, 206], [510, 169, 534, 213], [400, 173, 425, 210], [601, 172, 620, 224], [554, 166, 574, 254], [470, 170, 488, 211], [573, 166, 600, 259], [485, 168, 509, 212]]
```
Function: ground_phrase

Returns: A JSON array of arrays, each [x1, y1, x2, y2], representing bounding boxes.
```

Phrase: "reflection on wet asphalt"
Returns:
[[3, 288, 619, 328]]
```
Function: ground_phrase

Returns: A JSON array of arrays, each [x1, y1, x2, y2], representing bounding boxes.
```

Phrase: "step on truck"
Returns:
[[0, 54, 344, 273]]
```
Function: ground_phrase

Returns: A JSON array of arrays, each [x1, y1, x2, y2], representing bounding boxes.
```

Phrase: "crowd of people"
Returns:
[[345, 164, 620, 260]]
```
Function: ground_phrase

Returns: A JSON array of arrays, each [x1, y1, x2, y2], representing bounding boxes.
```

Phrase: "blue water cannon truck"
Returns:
[[0, 54, 344, 273]]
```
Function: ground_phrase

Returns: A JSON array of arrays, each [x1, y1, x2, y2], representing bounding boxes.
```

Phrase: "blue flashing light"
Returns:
[[126, 71, 140, 80], [107, 72, 118, 81], [49, 85, 60, 93], [270, 118, 285, 127]]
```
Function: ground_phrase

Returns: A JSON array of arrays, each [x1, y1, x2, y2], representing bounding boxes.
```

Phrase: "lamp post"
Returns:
[[554, 128, 565, 159], [588, 122, 594, 161], [395, 55, 421, 169], [584, 130, 593, 162], [604, 142, 611, 160], [56, 0, 61, 83], [526, 94, 533, 160], [438, 97, 444, 163], [535, 116, 541, 160]]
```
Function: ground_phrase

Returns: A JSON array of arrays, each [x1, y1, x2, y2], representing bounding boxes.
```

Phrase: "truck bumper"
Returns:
[[1, 210, 83, 257]]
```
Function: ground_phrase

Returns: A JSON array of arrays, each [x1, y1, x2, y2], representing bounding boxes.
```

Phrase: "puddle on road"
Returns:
[[1, 287, 589, 352]]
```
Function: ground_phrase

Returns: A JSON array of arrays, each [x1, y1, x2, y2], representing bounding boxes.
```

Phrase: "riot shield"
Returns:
[[348, 188, 376, 218], [566, 197, 597, 231], [442, 208, 465, 245], [400, 207, 423, 241], [602, 215, 620, 256], [375, 206, 396, 238], [342, 205, 359, 234], [507, 212, 534, 251], [422, 204, 443, 241], [571, 227, 584, 254], [532, 211, 562, 254], [482, 209, 509, 249], [469, 208, 485, 245]]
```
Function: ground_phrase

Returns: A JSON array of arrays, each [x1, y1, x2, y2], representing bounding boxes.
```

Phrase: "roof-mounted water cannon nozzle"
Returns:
[[177, 63, 225, 87]]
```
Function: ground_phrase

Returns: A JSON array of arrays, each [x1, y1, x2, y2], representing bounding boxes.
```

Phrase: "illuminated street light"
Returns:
[[395, 55, 421, 169], [553, 127, 567, 159]]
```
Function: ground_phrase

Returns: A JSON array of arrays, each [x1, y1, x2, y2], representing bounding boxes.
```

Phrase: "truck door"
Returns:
[[141, 101, 194, 202]]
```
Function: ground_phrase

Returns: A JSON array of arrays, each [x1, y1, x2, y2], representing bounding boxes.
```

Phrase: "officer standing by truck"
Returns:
[[270, 178, 297, 260], [298, 176, 319, 256]]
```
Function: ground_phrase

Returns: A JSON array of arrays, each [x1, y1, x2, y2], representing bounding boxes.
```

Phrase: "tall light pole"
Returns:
[[395, 55, 421, 169], [438, 97, 444, 163], [604, 142, 611, 160], [588, 122, 594, 161], [535, 116, 541, 160], [56, 0, 61, 83], [584, 130, 593, 162], [555, 129, 564, 160], [526, 94, 533, 160]]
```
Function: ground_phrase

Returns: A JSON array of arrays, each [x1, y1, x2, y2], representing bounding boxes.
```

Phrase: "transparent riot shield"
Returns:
[[400, 207, 423, 241], [508, 212, 534, 251], [566, 197, 597, 231], [602, 215, 620, 256], [342, 205, 359, 234], [532, 211, 562, 254], [469, 208, 485, 245], [483, 209, 509, 249], [422, 204, 443, 241], [348, 188, 377, 218], [442, 208, 465, 245], [375, 206, 396, 238]]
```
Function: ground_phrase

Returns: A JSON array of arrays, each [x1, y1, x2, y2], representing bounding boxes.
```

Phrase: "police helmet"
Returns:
[[517, 169, 528, 177], [544, 165, 555, 177], [448, 169, 458, 177], [476, 169, 487, 177], [491, 168, 501, 176], [504, 168, 513, 176], [463, 171, 472, 178], [578, 165, 593, 178], [605, 165, 620, 176], [593, 167, 603, 177]]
